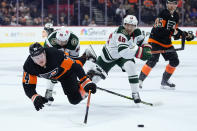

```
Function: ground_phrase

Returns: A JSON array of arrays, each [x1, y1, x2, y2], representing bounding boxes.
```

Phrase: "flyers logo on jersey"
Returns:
[[39, 68, 59, 79]]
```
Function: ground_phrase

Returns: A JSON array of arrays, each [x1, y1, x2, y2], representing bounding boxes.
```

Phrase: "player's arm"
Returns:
[[67, 43, 80, 57], [60, 55, 97, 93], [22, 71, 38, 99], [133, 29, 145, 46], [67, 34, 80, 57], [22, 71, 48, 111], [173, 28, 194, 41], [117, 34, 151, 60], [153, 11, 175, 36], [117, 34, 138, 59]]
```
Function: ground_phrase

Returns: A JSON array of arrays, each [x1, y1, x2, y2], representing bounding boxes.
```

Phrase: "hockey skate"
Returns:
[[84, 46, 97, 62], [161, 80, 175, 90], [87, 64, 107, 83], [132, 92, 141, 103], [45, 89, 55, 105]]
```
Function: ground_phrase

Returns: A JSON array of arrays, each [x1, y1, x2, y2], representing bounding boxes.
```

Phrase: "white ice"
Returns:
[[0, 45, 197, 131]]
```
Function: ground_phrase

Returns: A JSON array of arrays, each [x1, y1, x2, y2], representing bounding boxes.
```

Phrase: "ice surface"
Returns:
[[0, 45, 197, 131]]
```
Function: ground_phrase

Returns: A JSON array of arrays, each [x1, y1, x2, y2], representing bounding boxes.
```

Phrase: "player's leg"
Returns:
[[87, 55, 114, 83], [60, 73, 85, 104], [45, 79, 57, 105], [81, 46, 97, 62], [139, 53, 160, 88], [138, 43, 161, 88], [161, 49, 179, 89], [118, 58, 141, 103]]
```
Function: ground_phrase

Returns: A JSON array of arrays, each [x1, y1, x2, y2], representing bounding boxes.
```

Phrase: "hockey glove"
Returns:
[[32, 94, 48, 111], [80, 77, 97, 94], [135, 44, 152, 61], [183, 31, 194, 41]]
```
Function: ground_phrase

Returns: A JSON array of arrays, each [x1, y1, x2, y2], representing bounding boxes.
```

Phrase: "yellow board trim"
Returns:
[[0, 41, 196, 48], [0, 42, 44, 47]]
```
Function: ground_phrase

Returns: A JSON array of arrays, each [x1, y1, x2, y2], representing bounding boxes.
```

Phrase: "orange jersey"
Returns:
[[22, 47, 87, 99]]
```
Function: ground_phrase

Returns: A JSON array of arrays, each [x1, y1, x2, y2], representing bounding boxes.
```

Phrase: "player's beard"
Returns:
[[167, 4, 177, 14]]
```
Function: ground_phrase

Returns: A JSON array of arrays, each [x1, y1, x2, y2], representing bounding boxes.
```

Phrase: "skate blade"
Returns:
[[160, 85, 175, 90], [46, 101, 53, 106]]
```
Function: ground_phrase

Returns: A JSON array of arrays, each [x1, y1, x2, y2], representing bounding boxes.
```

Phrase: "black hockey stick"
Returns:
[[151, 34, 186, 54], [84, 90, 92, 124], [97, 87, 155, 106]]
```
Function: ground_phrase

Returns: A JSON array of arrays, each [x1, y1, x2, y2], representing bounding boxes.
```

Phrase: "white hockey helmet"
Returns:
[[56, 27, 71, 42], [123, 15, 138, 26]]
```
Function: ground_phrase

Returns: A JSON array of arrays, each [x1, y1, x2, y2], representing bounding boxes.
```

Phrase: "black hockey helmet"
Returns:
[[29, 42, 45, 57], [166, 0, 177, 4]]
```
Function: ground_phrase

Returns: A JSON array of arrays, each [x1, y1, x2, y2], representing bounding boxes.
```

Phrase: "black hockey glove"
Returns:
[[32, 94, 48, 111], [135, 44, 152, 61], [80, 77, 97, 94], [183, 31, 194, 41]]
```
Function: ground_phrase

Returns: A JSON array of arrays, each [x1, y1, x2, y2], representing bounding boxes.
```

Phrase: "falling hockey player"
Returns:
[[138, 0, 194, 90], [22, 43, 97, 111], [87, 15, 152, 103], [43, 26, 97, 104]]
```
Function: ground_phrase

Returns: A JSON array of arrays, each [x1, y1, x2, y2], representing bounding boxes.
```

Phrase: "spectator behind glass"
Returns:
[[30, 7, 40, 19], [190, 8, 197, 18], [89, 19, 97, 26], [115, 4, 126, 25], [82, 14, 91, 26]]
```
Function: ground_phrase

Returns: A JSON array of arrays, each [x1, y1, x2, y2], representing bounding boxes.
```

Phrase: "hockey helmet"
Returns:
[[56, 27, 70, 42], [123, 15, 138, 26], [44, 23, 54, 35], [166, 0, 177, 4], [29, 42, 45, 57]]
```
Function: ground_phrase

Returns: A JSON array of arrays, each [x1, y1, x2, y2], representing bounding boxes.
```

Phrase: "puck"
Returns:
[[137, 124, 144, 127]]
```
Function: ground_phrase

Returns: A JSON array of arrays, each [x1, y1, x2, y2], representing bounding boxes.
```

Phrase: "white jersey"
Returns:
[[101, 26, 144, 62]]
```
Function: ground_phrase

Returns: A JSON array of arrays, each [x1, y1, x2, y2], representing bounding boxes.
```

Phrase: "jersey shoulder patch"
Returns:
[[69, 33, 79, 46]]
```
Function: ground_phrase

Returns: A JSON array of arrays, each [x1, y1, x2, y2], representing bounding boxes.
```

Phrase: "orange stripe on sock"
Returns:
[[165, 64, 176, 74], [141, 64, 152, 76], [80, 76, 87, 82]]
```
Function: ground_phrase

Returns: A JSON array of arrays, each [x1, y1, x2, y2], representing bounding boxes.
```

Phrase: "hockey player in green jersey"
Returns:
[[43, 26, 97, 104], [42, 23, 54, 38], [87, 15, 152, 103]]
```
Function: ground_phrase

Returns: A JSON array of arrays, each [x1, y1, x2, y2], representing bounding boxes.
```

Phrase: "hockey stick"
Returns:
[[84, 90, 92, 124], [97, 87, 155, 106], [89, 45, 98, 58], [151, 34, 186, 54]]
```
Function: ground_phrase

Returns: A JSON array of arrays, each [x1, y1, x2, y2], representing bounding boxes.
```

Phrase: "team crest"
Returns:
[[121, 29, 128, 35], [51, 38, 57, 45], [39, 68, 59, 79], [71, 38, 78, 46]]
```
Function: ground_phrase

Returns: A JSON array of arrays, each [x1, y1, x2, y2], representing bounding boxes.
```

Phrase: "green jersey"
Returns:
[[44, 31, 80, 57]]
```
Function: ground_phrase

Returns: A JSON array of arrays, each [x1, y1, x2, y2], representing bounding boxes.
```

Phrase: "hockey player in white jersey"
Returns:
[[87, 15, 152, 103]]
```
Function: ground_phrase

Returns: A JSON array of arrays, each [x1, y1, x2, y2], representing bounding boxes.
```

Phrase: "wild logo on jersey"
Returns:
[[39, 68, 59, 79], [51, 38, 58, 45]]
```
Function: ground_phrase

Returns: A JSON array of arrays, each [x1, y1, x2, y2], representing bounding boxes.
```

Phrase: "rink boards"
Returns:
[[0, 26, 196, 47]]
